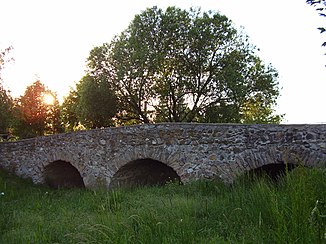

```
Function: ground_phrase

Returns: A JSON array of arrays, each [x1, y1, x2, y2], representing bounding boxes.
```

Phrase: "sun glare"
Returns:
[[43, 93, 55, 105]]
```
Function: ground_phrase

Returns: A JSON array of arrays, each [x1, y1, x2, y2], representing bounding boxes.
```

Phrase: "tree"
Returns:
[[0, 46, 14, 134], [45, 91, 64, 134], [61, 75, 117, 130], [87, 6, 281, 124], [307, 0, 326, 51], [87, 43, 155, 124], [61, 88, 80, 131], [14, 80, 63, 138], [0, 46, 13, 76], [76, 75, 117, 128], [0, 86, 14, 133]]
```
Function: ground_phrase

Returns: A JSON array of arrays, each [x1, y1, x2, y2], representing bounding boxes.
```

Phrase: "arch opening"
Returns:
[[109, 158, 181, 189], [44, 160, 85, 189], [247, 163, 298, 181]]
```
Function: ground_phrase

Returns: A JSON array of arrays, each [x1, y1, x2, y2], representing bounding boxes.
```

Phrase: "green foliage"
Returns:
[[240, 94, 283, 124], [61, 89, 80, 131], [86, 6, 281, 124], [0, 86, 14, 133], [61, 75, 117, 130], [309, 200, 326, 242], [77, 75, 117, 129], [0, 47, 15, 134], [0, 167, 325, 243], [45, 92, 64, 134]]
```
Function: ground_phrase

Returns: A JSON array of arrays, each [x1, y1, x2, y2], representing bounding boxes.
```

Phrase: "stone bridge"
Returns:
[[0, 123, 325, 189]]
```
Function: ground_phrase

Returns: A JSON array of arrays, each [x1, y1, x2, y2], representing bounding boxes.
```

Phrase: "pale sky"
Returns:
[[1, 0, 325, 124]]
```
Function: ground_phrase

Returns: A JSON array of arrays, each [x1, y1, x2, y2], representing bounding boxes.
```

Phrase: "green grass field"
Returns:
[[0, 166, 325, 243]]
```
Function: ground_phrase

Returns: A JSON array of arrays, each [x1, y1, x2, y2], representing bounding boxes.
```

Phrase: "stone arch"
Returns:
[[44, 160, 85, 189], [246, 163, 298, 180], [233, 148, 306, 181], [109, 158, 181, 188]]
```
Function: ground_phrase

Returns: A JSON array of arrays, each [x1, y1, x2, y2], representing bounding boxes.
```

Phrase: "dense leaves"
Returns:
[[86, 7, 281, 124], [0, 86, 14, 134], [61, 89, 80, 131], [14, 80, 63, 138], [0, 47, 14, 134], [61, 75, 117, 130]]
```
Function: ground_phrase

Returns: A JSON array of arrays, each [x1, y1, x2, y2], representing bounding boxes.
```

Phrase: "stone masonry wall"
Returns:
[[0, 123, 325, 189]]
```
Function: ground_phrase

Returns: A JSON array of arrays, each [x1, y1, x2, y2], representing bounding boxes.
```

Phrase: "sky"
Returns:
[[0, 0, 325, 124]]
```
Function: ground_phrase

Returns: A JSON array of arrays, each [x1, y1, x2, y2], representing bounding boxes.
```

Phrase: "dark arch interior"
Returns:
[[247, 163, 298, 181], [44, 160, 85, 189], [109, 158, 181, 189]]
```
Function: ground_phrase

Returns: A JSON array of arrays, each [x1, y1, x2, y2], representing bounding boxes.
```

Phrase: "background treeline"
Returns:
[[0, 7, 283, 139]]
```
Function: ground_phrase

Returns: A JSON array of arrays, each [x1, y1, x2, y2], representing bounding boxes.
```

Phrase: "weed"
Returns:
[[0, 166, 325, 243]]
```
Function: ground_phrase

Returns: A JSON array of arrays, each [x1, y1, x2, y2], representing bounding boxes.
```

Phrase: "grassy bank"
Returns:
[[0, 166, 325, 243]]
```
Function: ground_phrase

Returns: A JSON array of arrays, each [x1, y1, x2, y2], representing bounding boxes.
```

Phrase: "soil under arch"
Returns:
[[44, 160, 85, 189], [109, 158, 181, 188], [246, 163, 298, 181]]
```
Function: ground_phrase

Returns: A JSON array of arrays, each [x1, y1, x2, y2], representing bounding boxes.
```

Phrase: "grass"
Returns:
[[0, 166, 325, 243]]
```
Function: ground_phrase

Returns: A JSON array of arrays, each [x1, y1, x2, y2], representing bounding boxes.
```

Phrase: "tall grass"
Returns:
[[0, 166, 325, 243]]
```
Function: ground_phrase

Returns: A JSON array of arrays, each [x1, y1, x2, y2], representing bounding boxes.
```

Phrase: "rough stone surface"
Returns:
[[0, 123, 325, 189]]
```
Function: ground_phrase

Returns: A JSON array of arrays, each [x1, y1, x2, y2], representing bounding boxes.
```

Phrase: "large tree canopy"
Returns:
[[85, 6, 281, 124]]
